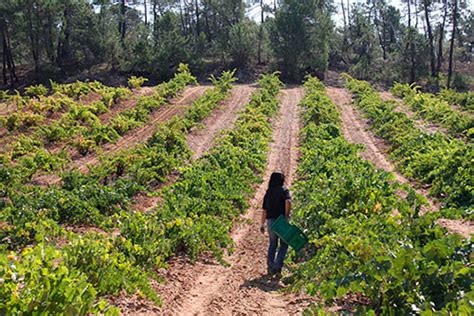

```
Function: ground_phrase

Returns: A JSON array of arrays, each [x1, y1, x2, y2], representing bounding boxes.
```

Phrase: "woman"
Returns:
[[261, 172, 292, 275]]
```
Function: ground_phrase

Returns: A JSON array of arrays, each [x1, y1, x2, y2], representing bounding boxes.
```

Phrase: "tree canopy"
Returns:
[[0, 0, 472, 88]]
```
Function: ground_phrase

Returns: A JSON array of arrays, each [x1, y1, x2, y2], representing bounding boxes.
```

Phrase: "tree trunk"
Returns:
[[1, 21, 17, 87], [179, 1, 185, 35], [2, 53, 6, 85], [347, 0, 351, 26], [436, 1, 448, 74], [447, 0, 457, 88], [204, 2, 212, 43], [5, 26, 17, 86], [406, 0, 416, 83], [27, 5, 40, 75], [341, 0, 347, 30], [57, 7, 71, 67], [119, 0, 126, 43], [1, 18, 8, 85], [407, 0, 411, 29], [46, 14, 56, 63], [415, 0, 419, 28], [422, 0, 437, 78], [153, 0, 159, 47], [144, 0, 148, 24], [257, 0, 264, 64], [373, 5, 386, 60], [195, 0, 200, 36]]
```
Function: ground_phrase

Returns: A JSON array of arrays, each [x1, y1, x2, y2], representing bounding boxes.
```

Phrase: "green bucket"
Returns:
[[270, 215, 308, 252]]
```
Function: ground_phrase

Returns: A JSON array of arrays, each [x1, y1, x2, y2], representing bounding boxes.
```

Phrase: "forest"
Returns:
[[1, 0, 472, 88]]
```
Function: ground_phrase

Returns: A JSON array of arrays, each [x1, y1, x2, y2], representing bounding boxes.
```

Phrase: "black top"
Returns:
[[262, 186, 291, 219]]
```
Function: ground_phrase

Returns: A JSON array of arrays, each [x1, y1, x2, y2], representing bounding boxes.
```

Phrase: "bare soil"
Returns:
[[145, 87, 319, 315], [327, 87, 472, 238], [187, 84, 256, 160]]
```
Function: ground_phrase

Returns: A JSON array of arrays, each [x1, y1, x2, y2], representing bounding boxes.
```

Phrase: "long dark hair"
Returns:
[[267, 172, 285, 189]]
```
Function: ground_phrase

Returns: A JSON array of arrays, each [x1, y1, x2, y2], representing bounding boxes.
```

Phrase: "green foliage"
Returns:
[[2, 111, 44, 132], [0, 90, 9, 100], [227, 20, 258, 67], [117, 72, 283, 262], [24, 84, 48, 97], [128, 76, 149, 89], [73, 136, 96, 156], [345, 75, 473, 212], [0, 71, 285, 314], [2, 65, 196, 182], [270, 0, 332, 80], [0, 69, 236, 244], [87, 100, 109, 114], [290, 76, 472, 314], [98, 87, 132, 108], [438, 88, 474, 113], [51, 80, 103, 99], [0, 245, 104, 315], [64, 234, 160, 304], [391, 83, 474, 139], [110, 113, 141, 135], [451, 73, 471, 92]]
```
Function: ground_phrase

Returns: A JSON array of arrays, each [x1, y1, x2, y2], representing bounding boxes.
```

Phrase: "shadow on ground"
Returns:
[[240, 274, 284, 293]]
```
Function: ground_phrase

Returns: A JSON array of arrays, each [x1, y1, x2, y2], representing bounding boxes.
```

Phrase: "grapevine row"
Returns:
[[0, 73, 283, 314], [344, 75, 473, 213], [437, 88, 474, 113], [0, 81, 130, 134], [1, 70, 237, 250], [1, 65, 196, 183], [390, 83, 473, 140], [289, 76, 471, 314]]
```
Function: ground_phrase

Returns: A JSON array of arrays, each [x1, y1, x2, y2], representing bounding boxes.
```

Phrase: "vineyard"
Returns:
[[0, 67, 472, 314]]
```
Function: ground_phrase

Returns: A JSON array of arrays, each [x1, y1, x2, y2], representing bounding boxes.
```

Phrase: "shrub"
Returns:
[[128, 76, 149, 89], [24, 84, 48, 97]]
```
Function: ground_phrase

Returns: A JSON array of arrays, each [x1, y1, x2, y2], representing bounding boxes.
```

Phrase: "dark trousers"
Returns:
[[266, 218, 289, 271]]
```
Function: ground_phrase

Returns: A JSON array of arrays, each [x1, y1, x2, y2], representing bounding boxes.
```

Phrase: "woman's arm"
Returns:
[[261, 209, 266, 233], [285, 199, 292, 218]]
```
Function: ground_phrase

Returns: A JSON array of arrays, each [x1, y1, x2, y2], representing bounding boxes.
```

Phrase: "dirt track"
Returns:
[[327, 87, 472, 238], [148, 86, 318, 315], [187, 84, 256, 160]]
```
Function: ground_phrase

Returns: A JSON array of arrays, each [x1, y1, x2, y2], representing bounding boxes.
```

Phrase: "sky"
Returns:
[[123, 0, 405, 25], [246, 0, 406, 27], [121, 0, 472, 28]]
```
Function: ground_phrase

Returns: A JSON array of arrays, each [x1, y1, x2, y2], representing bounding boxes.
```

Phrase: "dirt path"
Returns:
[[187, 84, 256, 159], [327, 87, 472, 238], [132, 85, 256, 212], [149, 86, 318, 315], [31, 86, 209, 185]]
